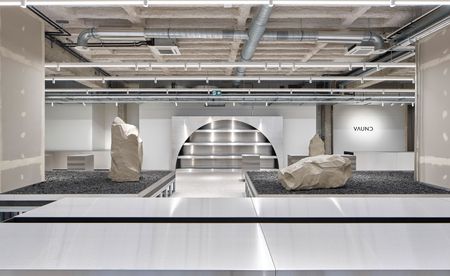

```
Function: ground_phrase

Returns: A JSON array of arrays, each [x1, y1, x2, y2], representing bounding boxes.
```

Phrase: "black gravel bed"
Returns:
[[4, 170, 172, 195], [247, 171, 450, 195]]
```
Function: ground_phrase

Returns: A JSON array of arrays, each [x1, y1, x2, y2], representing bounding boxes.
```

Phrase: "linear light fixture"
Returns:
[[45, 88, 416, 94], [45, 75, 415, 82], [44, 62, 416, 70], [3, 0, 450, 7]]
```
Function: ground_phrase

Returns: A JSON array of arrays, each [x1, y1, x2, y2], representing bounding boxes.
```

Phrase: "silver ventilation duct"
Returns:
[[234, 5, 273, 86], [77, 28, 384, 50]]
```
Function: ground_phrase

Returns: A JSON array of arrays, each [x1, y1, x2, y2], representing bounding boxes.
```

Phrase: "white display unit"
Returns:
[[177, 120, 278, 169]]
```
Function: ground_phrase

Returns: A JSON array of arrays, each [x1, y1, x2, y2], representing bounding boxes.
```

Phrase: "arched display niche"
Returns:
[[176, 119, 279, 169]]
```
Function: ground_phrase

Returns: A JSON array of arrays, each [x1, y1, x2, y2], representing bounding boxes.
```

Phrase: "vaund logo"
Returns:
[[353, 126, 374, 131]]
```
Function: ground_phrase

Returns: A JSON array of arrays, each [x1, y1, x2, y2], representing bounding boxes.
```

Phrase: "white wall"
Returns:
[[46, 104, 93, 151], [140, 119, 172, 170], [333, 105, 407, 154], [46, 103, 118, 151], [139, 103, 316, 170], [0, 8, 45, 192], [92, 104, 117, 150]]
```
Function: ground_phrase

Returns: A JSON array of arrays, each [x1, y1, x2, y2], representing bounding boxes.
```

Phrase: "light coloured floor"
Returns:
[[173, 169, 245, 198]]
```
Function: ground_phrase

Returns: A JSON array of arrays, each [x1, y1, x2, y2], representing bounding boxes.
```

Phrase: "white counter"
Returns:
[[0, 223, 274, 276]]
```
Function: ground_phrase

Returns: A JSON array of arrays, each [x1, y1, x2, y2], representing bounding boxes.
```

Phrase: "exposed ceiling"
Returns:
[[41, 4, 429, 88]]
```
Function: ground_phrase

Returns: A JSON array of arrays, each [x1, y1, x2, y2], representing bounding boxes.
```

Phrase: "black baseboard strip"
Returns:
[[0, 200, 54, 207], [8, 216, 450, 223]]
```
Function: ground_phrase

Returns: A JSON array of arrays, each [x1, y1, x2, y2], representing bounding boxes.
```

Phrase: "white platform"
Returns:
[[252, 197, 450, 218], [0, 223, 274, 276], [3, 198, 450, 274], [261, 223, 450, 275]]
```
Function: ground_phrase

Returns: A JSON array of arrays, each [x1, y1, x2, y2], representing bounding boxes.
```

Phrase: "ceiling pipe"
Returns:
[[341, 7, 450, 87], [45, 88, 416, 94], [389, 6, 450, 49], [7, 0, 450, 7], [234, 5, 272, 86], [45, 75, 415, 82], [45, 95, 415, 104], [45, 61, 416, 70]]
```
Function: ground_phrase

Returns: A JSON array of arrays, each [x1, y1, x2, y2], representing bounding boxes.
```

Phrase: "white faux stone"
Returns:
[[308, 134, 325, 156], [278, 155, 352, 190], [109, 117, 143, 182]]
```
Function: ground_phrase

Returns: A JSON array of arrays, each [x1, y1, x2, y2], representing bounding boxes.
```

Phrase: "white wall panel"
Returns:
[[333, 105, 407, 154], [417, 25, 450, 189], [0, 8, 45, 192]]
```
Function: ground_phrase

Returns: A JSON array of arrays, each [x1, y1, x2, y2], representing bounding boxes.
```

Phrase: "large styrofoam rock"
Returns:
[[278, 155, 352, 190], [308, 134, 325, 156], [109, 117, 143, 182]]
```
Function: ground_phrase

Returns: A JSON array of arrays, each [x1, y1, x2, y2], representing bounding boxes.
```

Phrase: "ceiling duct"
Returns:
[[77, 28, 384, 50], [76, 27, 385, 53], [234, 5, 272, 86]]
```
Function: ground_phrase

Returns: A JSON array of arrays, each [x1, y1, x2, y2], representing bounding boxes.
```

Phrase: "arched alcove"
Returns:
[[176, 120, 279, 169]]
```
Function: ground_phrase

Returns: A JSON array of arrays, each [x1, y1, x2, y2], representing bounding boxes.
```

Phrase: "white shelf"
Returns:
[[178, 155, 277, 160], [184, 142, 272, 146]]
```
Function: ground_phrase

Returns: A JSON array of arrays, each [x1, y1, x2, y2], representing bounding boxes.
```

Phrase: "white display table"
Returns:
[[355, 151, 414, 170]]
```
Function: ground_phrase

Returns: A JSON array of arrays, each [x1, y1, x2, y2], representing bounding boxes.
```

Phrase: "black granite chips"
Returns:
[[247, 171, 450, 195], [5, 170, 172, 195]]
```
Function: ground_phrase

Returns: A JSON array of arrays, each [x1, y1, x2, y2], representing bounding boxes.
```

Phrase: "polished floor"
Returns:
[[174, 170, 245, 197]]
